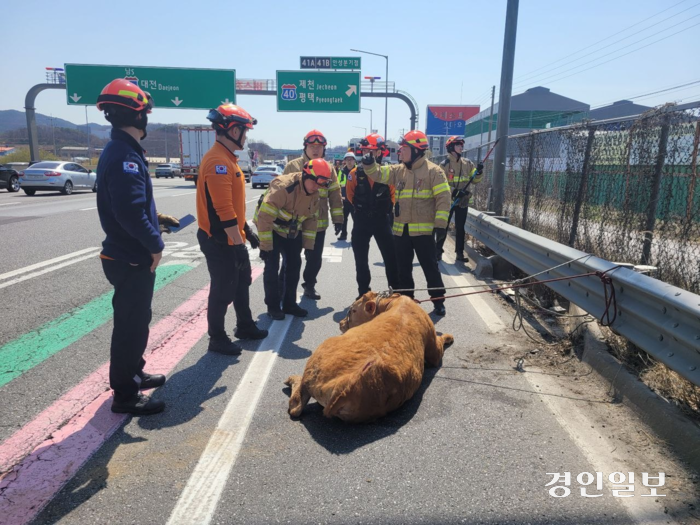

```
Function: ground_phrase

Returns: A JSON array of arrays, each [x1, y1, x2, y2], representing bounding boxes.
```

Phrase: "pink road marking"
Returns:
[[0, 266, 263, 524]]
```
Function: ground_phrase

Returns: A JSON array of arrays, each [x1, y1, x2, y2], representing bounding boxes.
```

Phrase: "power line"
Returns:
[[516, 20, 700, 90], [514, 0, 692, 81]]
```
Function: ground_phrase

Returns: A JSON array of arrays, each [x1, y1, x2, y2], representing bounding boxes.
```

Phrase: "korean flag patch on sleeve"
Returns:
[[215, 165, 228, 175], [123, 162, 139, 174]]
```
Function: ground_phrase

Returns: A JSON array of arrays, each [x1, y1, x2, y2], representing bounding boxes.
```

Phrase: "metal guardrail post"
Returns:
[[521, 132, 536, 230], [568, 127, 596, 247], [641, 117, 671, 265]]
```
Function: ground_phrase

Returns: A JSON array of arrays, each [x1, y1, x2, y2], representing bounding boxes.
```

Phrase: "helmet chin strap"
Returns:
[[225, 125, 244, 149]]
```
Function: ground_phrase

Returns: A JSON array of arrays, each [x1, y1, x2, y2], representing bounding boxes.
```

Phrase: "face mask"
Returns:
[[135, 111, 148, 140]]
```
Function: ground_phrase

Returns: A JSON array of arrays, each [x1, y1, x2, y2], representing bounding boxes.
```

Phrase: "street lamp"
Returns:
[[361, 107, 373, 133], [352, 125, 367, 136], [351, 48, 389, 138]]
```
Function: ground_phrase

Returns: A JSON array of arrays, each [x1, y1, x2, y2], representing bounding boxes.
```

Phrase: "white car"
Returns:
[[251, 165, 282, 189], [19, 161, 97, 195]]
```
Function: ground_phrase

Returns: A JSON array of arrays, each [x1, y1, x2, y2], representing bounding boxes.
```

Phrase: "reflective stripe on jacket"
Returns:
[[363, 156, 450, 236], [440, 155, 480, 208]]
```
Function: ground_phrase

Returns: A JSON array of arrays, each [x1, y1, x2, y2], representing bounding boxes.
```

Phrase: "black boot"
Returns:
[[456, 253, 469, 262], [208, 336, 242, 355], [283, 303, 308, 317], [235, 323, 268, 340], [432, 303, 446, 317], [267, 308, 285, 321], [302, 284, 321, 300], [111, 392, 165, 416], [137, 371, 166, 390]]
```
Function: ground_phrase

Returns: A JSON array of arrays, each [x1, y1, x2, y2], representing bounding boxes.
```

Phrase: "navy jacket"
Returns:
[[97, 128, 164, 265]]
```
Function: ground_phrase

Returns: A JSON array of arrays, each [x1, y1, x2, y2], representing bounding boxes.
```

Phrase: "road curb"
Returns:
[[566, 305, 700, 471]]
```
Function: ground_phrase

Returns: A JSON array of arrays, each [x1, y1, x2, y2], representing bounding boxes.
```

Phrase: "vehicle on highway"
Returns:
[[251, 165, 282, 188], [18, 161, 96, 196], [238, 159, 252, 182], [155, 163, 182, 178], [180, 126, 216, 186], [0, 164, 20, 192]]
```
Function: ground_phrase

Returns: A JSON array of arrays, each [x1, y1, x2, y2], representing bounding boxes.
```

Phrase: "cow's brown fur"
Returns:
[[285, 292, 454, 423]]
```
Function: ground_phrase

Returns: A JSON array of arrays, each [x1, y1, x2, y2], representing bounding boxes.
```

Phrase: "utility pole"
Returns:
[[487, 85, 496, 145], [491, 0, 519, 215], [50, 114, 57, 157], [85, 106, 91, 161]]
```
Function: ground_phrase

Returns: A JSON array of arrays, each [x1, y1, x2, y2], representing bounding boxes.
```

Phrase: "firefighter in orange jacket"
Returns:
[[283, 130, 343, 300], [196, 104, 267, 356], [346, 133, 399, 299]]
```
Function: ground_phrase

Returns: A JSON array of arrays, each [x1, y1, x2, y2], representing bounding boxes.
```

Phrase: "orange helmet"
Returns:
[[400, 130, 429, 151], [360, 133, 385, 150], [303, 159, 332, 187], [207, 104, 257, 131], [446, 135, 465, 149], [96, 79, 153, 113], [303, 129, 327, 146]]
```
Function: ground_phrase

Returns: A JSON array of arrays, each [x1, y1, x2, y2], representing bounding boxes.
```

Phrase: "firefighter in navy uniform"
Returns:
[[283, 130, 343, 300], [196, 104, 268, 357], [336, 151, 356, 241], [346, 134, 399, 299], [96, 78, 176, 416], [436, 135, 483, 262], [361, 130, 451, 316], [254, 159, 331, 319]]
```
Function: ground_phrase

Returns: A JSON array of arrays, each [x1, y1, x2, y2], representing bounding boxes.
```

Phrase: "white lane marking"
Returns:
[[0, 247, 100, 281], [0, 252, 100, 290], [167, 311, 295, 525], [245, 197, 260, 204], [0, 202, 21, 207], [322, 246, 343, 263], [441, 251, 505, 332], [169, 192, 196, 197], [80, 206, 97, 211]]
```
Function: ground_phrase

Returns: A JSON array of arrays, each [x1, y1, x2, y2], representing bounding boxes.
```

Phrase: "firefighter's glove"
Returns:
[[232, 244, 249, 270], [476, 162, 484, 174], [157, 212, 179, 234], [243, 223, 260, 250], [434, 227, 447, 243], [361, 153, 375, 166], [334, 223, 343, 236]]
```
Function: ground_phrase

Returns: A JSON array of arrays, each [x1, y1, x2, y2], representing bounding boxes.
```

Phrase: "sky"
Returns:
[[2, 0, 699, 149]]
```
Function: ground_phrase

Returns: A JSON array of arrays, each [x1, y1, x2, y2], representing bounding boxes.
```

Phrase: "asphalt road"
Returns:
[[0, 178, 695, 525]]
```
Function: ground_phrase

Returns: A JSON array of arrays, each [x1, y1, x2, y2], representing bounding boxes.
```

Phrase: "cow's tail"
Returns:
[[323, 357, 382, 421], [285, 374, 308, 418]]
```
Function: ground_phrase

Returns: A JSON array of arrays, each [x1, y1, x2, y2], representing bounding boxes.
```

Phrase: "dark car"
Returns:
[[0, 164, 20, 193]]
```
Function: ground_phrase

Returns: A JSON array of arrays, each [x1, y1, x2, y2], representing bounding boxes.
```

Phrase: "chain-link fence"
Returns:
[[455, 102, 700, 295]]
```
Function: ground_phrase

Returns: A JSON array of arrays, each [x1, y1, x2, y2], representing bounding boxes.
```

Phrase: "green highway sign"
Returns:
[[299, 56, 361, 70], [64, 64, 236, 109], [277, 71, 360, 113]]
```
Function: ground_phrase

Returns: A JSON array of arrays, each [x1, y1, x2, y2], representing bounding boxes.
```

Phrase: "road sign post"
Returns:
[[64, 64, 236, 110], [276, 71, 360, 113]]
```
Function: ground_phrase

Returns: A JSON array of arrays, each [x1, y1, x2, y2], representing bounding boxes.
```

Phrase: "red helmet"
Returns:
[[96, 79, 153, 113], [207, 104, 257, 131], [400, 130, 429, 151], [303, 159, 332, 187], [303, 129, 327, 146], [360, 133, 385, 150], [446, 136, 465, 149]]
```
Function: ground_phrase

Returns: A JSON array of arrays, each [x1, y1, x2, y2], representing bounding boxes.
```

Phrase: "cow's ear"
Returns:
[[364, 300, 376, 315]]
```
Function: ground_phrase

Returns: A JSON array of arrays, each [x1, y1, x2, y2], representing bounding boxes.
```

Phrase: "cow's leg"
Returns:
[[285, 374, 311, 418], [425, 331, 454, 368]]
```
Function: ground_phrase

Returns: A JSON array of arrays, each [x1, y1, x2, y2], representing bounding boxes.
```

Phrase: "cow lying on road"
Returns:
[[285, 292, 454, 423]]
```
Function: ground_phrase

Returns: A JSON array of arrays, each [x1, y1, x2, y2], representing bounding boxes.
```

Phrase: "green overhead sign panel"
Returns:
[[276, 71, 360, 113], [64, 64, 236, 109]]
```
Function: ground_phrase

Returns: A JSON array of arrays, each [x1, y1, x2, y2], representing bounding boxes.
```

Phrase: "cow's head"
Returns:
[[339, 291, 389, 333]]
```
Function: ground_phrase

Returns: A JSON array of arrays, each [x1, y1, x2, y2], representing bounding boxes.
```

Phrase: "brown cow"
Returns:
[[285, 292, 454, 423]]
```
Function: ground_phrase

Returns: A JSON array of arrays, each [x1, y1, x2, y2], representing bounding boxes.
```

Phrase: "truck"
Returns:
[[179, 126, 254, 184]]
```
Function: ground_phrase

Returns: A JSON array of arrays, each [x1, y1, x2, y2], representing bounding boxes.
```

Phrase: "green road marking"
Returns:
[[0, 264, 193, 388]]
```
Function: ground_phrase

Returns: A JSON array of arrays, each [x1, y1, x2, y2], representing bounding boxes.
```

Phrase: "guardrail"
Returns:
[[465, 209, 700, 387]]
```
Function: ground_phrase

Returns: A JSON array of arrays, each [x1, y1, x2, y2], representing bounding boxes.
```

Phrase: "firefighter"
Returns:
[[96, 79, 175, 415], [195, 104, 267, 357], [254, 159, 331, 319], [436, 136, 483, 262], [346, 134, 399, 299], [283, 130, 343, 300], [361, 130, 451, 316], [336, 151, 356, 241]]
